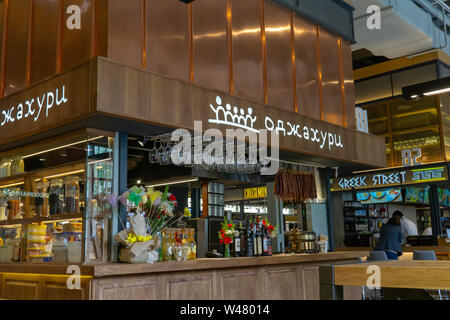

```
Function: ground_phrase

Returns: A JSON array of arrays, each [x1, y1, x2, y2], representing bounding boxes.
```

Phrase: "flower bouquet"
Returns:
[[144, 186, 177, 234], [115, 214, 161, 264], [262, 217, 277, 238], [218, 216, 239, 258], [115, 185, 192, 263]]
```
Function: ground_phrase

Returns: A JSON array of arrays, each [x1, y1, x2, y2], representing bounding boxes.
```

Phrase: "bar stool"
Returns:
[[412, 250, 437, 261], [367, 251, 388, 262], [413, 251, 443, 300]]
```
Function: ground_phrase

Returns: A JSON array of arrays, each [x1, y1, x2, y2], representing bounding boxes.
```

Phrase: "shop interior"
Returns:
[[0, 129, 113, 263], [335, 185, 450, 248]]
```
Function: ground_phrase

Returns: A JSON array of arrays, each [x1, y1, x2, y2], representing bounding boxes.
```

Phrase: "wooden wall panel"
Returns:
[[165, 272, 214, 300], [217, 269, 262, 300], [93, 275, 161, 300], [3, 278, 40, 300], [266, 265, 301, 300], [95, 58, 387, 168], [302, 266, 320, 300]]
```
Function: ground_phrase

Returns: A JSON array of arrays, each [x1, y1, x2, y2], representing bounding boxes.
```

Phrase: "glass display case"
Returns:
[[0, 129, 116, 264]]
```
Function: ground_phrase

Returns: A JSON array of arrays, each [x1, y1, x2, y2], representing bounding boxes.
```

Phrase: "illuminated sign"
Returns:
[[330, 165, 449, 191], [0, 85, 68, 128], [244, 187, 267, 199], [209, 95, 344, 151]]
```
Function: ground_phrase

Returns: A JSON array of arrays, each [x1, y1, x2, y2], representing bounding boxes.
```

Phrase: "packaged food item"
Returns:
[[0, 196, 7, 221], [35, 181, 49, 217], [10, 157, 24, 176], [49, 179, 64, 216], [64, 176, 80, 214], [0, 158, 11, 178], [26, 224, 51, 263], [62, 222, 82, 233], [7, 189, 22, 220]]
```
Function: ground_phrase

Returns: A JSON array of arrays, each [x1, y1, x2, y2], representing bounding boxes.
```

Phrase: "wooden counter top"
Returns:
[[336, 246, 450, 253], [92, 252, 368, 278], [0, 263, 94, 276], [0, 252, 368, 277], [334, 260, 450, 290]]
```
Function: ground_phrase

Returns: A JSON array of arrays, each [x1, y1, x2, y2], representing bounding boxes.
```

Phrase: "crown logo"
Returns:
[[209, 96, 258, 133]]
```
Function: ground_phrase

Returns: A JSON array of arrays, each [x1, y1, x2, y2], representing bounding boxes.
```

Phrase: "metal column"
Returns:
[[325, 168, 335, 252], [429, 185, 442, 245]]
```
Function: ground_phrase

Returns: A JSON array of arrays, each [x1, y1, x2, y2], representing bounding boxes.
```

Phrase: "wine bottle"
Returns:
[[239, 221, 246, 257], [257, 221, 263, 256], [267, 230, 273, 256], [253, 220, 258, 257], [263, 223, 268, 256], [246, 219, 254, 257], [234, 223, 241, 257]]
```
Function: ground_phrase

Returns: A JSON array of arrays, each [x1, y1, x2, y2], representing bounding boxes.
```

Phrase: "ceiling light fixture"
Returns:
[[23, 136, 104, 159], [403, 76, 450, 100], [146, 177, 199, 188]]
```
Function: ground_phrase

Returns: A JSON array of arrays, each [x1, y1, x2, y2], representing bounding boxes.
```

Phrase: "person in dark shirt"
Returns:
[[375, 216, 403, 260]]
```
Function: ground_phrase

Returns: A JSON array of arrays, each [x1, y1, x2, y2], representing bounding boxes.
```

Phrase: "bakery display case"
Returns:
[[0, 129, 116, 264]]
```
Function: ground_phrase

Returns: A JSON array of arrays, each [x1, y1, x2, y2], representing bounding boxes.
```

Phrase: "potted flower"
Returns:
[[218, 216, 238, 258]]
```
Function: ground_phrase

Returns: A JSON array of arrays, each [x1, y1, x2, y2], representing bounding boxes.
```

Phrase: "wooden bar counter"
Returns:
[[0, 252, 368, 300]]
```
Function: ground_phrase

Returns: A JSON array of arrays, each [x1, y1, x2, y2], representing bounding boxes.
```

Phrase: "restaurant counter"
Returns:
[[0, 252, 368, 300]]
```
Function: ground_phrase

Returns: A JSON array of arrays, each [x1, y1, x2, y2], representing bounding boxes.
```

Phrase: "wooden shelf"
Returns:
[[0, 213, 83, 227], [0, 161, 85, 188]]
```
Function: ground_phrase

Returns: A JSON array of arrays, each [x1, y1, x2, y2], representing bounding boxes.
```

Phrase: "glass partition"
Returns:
[[0, 129, 115, 264]]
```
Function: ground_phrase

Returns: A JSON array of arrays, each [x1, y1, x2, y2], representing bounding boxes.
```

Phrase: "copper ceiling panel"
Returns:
[[318, 27, 343, 126], [4, 0, 30, 96], [264, 1, 294, 112], [192, 0, 229, 93], [293, 15, 320, 121], [231, 0, 264, 104], [342, 39, 356, 129], [30, 0, 59, 85], [146, 0, 189, 82], [62, 0, 93, 71], [107, 0, 142, 68]]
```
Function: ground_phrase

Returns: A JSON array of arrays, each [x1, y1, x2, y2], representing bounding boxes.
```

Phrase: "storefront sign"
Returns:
[[244, 187, 267, 199], [330, 165, 449, 191], [0, 86, 68, 128], [209, 96, 344, 151], [0, 62, 91, 146]]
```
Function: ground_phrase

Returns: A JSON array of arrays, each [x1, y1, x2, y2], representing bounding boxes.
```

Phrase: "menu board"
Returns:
[[405, 187, 429, 204], [356, 189, 402, 204], [439, 188, 450, 208]]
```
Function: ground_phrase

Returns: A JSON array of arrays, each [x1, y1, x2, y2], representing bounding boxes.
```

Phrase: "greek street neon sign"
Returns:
[[0, 85, 68, 127]]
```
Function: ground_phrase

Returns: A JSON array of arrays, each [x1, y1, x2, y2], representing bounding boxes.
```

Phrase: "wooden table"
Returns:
[[334, 260, 450, 290]]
